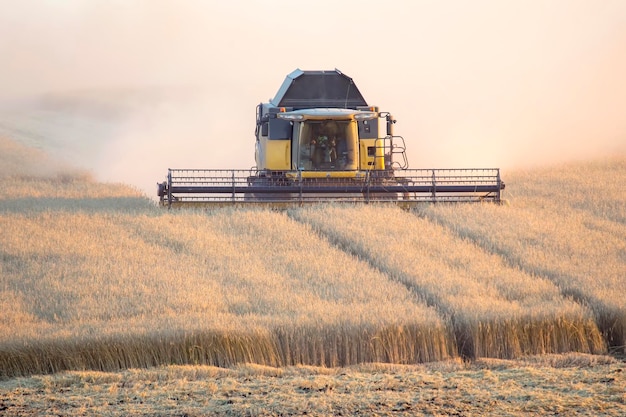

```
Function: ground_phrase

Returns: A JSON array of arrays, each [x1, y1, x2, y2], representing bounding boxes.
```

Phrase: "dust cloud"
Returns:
[[1, 0, 625, 196]]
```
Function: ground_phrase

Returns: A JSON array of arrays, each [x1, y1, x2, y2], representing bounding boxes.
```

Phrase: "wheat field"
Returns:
[[0, 137, 624, 383], [1, 136, 625, 415], [416, 158, 626, 353], [289, 204, 605, 359]]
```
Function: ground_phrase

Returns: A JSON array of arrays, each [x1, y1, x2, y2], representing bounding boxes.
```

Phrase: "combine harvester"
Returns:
[[157, 69, 504, 208]]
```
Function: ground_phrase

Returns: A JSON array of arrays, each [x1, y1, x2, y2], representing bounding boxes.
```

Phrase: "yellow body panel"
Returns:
[[358, 138, 386, 170], [263, 139, 291, 170]]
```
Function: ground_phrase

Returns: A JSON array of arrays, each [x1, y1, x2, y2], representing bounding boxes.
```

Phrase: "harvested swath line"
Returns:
[[419, 182, 626, 354], [291, 205, 605, 359]]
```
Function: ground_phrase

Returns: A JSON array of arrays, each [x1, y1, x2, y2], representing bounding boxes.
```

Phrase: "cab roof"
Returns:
[[270, 69, 368, 109]]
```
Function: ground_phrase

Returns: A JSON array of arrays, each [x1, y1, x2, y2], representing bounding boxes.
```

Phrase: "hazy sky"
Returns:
[[1, 0, 625, 192]]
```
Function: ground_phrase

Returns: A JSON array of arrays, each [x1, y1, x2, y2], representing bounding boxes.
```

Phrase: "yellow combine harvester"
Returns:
[[157, 69, 504, 207]]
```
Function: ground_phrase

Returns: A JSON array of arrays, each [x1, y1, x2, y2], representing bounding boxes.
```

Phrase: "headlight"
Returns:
[[277, 113, 304, 121], [353, 111, 378, 120]]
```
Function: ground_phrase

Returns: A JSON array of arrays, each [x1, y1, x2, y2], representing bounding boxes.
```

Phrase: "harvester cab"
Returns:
[[254, 69, 405, 176], [157, 69, 504, 207]]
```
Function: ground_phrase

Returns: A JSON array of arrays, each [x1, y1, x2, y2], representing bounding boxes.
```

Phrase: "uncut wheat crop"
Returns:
[[290, 204, 606, 359], [417, 156, 626, 354], [0, 209, 454, 377], [1, 136, 623, 379], [1, 137, 453, 377]]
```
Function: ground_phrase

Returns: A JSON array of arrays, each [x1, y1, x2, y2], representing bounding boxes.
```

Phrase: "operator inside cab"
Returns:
[[298, 121, 356, 171]]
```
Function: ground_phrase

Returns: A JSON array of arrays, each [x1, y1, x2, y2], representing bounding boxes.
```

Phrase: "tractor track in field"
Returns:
[[288, 206, 615, 359], [417, 210, 625, 355], [286, 211, 446, 313], [288, 210, 482, 360]]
